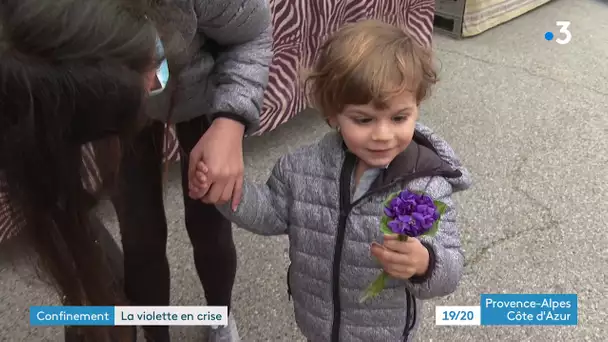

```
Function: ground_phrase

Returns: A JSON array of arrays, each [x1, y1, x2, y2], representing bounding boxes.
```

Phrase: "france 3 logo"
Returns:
[[544, 21, 571, 45]]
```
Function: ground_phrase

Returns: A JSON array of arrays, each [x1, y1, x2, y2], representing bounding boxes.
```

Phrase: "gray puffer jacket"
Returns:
[[146, 0, 272, 134], [218, 123, 472, 341]]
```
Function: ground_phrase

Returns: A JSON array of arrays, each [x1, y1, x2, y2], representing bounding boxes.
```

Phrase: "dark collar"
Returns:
[[342, 130, 462, 190]]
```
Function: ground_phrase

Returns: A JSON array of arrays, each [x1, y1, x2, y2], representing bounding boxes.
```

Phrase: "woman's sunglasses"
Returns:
[[149, 35, 169, 96]]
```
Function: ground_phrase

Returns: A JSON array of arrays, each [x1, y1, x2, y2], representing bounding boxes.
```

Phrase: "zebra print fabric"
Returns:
[[164, 0, 435, 160], [0, 0, 435, 242], [261, 0, 436, 133]]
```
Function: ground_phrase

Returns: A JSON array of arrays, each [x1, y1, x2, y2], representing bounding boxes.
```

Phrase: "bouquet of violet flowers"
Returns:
[[360, 189, 447, 303]]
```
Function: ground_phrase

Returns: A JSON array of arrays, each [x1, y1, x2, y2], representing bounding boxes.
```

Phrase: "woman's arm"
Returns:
[[194, 0, 273, 134]]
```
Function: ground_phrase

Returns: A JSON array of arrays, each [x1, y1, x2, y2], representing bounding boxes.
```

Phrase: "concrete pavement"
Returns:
[[96, 0, 608, 340]]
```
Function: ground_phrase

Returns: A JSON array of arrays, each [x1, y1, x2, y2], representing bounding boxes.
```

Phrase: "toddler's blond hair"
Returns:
[[305, 20, 438, 118]]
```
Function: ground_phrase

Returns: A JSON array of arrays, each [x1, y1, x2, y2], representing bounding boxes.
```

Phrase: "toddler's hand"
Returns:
[[188, 161, 210, 200], [370, 234, 430, 280]]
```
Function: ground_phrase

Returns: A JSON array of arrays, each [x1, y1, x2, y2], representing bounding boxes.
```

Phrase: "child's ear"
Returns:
[[326, 116, 338, 129]]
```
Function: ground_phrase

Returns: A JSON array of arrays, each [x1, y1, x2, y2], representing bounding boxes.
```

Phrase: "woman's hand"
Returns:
[[187, 117, 245, 211], [370, 234, 430, 280]]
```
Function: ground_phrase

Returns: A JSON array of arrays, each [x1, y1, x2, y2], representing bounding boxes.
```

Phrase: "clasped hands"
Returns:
[[186, 117, 245, 211]]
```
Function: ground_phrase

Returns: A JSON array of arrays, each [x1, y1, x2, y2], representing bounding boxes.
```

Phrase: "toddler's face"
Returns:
[[332, 92, 418, 169]]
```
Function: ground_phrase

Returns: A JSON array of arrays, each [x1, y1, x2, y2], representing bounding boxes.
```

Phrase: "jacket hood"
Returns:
[[409, 122, 473, 193]]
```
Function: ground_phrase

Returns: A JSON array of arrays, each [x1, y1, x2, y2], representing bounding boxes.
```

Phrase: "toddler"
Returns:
[[190, 20, 472, 342]]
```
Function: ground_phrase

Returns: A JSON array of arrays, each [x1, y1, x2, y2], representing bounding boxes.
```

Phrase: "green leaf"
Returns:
[[380, 216, 393, 235], [359, 271, 389, 303], [434, 200, 448, 216]]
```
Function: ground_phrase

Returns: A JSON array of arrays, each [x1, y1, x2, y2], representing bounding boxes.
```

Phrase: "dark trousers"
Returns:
[[111, 116, 237, 341]]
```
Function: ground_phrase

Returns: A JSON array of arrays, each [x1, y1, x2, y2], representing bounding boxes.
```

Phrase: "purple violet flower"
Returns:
[[363, 189, 445, 303], [384, 190, 439, 236]]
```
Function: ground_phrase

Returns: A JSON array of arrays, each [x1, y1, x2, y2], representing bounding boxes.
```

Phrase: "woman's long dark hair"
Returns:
[[0, 0, 159, 340]]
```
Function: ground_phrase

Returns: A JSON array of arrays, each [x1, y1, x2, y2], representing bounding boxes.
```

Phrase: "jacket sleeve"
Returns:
[[403, 176, 464, 299], [194, 0, 273, 134], [216, 157, 289, 236]]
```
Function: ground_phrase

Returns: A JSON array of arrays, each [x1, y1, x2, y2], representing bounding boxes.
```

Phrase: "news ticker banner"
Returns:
[[30, 294, 577, 327], [30, 306, 227, 326], [436, 294, 577, 326]]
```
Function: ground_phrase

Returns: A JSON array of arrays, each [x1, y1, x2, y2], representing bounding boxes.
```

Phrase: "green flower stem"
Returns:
[[360, 271, 389, 303], [360, 234, 410, 303]]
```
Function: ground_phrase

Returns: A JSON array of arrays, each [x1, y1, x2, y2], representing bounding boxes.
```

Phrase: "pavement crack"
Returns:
[[436, 48, 608, 97], [463, 156, 559, 271], [464, 214, 558, 271]]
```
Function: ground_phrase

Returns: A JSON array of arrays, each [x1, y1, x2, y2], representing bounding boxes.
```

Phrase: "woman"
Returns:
[[0, 0, 168, 340], [110, 1, 272, 341]]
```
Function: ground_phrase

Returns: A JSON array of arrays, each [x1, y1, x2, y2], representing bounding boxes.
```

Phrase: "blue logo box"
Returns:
[[30, 306, 115, 326], [480, 294, 577, 326]]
